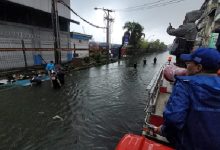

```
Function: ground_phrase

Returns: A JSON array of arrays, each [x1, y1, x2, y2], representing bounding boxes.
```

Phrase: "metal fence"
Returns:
[[0, 48, 74, 71]]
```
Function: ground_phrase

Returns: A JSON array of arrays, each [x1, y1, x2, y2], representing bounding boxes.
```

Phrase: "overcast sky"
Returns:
[[70, 0, 204, 45]]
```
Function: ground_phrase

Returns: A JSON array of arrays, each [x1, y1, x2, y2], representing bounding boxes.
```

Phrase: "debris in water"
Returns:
[[52, 115, 64, 121], [38, 112, 45, 115]]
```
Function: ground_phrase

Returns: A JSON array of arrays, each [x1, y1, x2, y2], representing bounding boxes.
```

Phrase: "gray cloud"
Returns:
[[70, 0, 204, 44]]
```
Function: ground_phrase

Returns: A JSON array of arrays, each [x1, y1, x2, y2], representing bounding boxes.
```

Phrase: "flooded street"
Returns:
[[0, 52, 168, 150]]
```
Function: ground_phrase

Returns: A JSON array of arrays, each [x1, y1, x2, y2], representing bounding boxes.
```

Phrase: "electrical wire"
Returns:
[[116, 0, 167, 11], [117, 0, 184, 11], [115, 0, 185, 12], [58, 0, 106, 29]]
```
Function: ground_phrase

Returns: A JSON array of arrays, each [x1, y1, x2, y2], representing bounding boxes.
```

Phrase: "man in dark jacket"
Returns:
[[155, 48, 220, 150], [167, 10, 202, 67]]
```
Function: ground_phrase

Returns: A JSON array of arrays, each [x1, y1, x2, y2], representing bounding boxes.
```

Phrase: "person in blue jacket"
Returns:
[[154, 48, 220, 150], [45, 61, 55, 76]]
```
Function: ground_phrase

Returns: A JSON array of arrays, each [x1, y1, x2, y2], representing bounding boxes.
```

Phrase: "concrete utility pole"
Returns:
[[94, 7, 114, 62], [51, 0, 61, 64]]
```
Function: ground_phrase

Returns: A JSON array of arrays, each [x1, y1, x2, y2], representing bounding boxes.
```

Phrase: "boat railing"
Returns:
[[145, 65, 164, 111], [144, 64, 165, 126]]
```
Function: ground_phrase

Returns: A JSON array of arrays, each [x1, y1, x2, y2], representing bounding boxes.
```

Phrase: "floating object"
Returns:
[[0, 79, 8, 85], [52, 115, 64, 121], [15, 76, 49, 87], [38, 112, 45, 115]]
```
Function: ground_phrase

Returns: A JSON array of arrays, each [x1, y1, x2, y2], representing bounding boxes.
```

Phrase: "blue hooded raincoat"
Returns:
[[162, 75, 220, 150]]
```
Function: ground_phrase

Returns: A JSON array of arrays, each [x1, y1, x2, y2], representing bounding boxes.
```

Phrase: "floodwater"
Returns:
[[0, 52, 169, 150]]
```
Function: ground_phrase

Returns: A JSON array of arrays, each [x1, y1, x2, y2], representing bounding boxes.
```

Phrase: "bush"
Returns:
[[83, 57, 90, 63]]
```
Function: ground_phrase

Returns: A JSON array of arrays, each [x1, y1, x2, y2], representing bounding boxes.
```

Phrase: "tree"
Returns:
[[123, 21, 145, 48], [148, 39, 167, 52], [138, 39, 167, 53]]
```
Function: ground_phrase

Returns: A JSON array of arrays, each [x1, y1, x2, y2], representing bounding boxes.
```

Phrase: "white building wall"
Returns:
[[71, 39, 90, 58], [0, 21, 71, 70], [71, 39, 89, 49], [0, 21, 70, 49], [76, 50, 89, 58], [8, 0, 70, 19]]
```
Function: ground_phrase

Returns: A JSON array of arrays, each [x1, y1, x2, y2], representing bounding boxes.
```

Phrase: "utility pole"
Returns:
[[94, 7, 114, 62], [51, 0, 61, 64]]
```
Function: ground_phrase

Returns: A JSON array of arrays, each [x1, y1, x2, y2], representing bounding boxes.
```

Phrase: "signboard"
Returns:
[[123, 32, 130, 45], [208, 33, 219, 48], [124, 34, 129, 44]]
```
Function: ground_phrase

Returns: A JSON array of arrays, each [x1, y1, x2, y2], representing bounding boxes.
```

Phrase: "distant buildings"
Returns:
[[70, 32, 92, 58]]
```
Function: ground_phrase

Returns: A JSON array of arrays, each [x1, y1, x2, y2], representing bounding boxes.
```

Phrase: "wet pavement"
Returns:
[[0, 52, 168, 150]]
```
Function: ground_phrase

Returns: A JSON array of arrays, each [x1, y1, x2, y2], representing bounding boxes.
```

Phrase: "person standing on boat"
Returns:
[[154, 48, 220, 150], [167, 10, 202, 67]]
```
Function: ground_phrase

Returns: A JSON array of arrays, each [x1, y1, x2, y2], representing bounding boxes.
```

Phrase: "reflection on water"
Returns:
[[0, 52, 168, 150]]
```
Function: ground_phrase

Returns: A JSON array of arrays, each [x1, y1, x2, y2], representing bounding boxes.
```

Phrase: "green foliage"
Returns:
[[123, 21, 145, 47], [90, 54, 101, 63], [123, 21, 167, 53], [139, 39, 167, 53], [83, 57, 90, 63]]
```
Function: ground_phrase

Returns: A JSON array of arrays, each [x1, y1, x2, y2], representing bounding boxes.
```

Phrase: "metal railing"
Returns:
[[144, 65, 165, 123]]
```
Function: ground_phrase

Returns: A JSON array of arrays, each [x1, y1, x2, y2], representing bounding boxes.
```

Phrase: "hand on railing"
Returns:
[[153, 125, 163, 136], [143, 123, 157, 137]]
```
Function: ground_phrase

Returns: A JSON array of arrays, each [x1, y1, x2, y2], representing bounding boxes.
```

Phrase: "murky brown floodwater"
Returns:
[[0, 52, 168, 150]]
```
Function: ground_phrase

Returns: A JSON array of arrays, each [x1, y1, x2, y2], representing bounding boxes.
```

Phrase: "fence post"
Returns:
[[21, 40, 28, 70], [74, 43, 76, 57]]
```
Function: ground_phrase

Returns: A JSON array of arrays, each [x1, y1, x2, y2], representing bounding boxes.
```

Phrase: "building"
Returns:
[[196, 0, 219, 48], [0, 0, 79, 70], [70, 32, 92, 58]]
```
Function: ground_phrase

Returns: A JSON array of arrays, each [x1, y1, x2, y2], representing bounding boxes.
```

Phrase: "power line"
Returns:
[[58, 0, 106, 29], [117, 0, 184, 11], [116, 0, 167, 11], [115, 0, 185, 12], [140, 0, 185, 11]]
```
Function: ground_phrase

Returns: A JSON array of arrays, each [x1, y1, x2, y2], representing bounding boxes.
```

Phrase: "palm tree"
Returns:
[[123, 21, 145, 47]]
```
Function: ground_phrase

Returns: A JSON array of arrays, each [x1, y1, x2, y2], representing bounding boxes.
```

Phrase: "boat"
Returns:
[[115, 63, 176, 150], [116, 133, 173, 150], [0, 75, 50, 90]]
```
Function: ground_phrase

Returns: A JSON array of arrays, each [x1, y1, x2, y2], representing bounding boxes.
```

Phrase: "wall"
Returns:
[[0, 21, 70, 49], [71, 39, 90, 58], [0, 21, 72, 70], [8, 0, 70, 19]]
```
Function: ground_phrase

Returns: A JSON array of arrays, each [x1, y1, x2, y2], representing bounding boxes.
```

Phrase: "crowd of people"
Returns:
[[30, 60, 65, 89]]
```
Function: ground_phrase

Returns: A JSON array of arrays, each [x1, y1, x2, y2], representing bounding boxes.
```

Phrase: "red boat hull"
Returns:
[[115, 134, 174, 150]]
